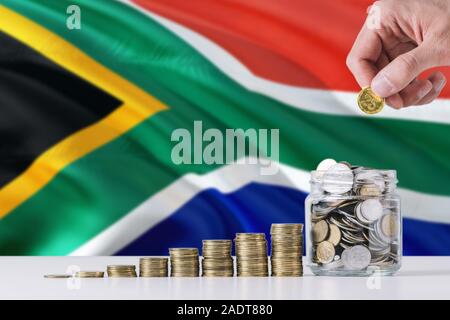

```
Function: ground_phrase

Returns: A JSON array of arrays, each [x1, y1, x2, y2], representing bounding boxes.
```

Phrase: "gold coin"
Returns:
[[75, 271, 104, 278], [169, 248, 198, 256], [358, 184, 382, 197], [44, 274, 71, 279], [357, 86, 384, 114], [107, 265, 136, 269], [270, 223, 303, 234], [312, 220, 329, 243], [381, 213, 398, 238], [326, 224, 341, 246], [316, 241, 335, 264]]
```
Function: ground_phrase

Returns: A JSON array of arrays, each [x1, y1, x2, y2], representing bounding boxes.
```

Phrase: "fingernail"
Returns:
[[436, 79, 447, 92], [386, 94, 403, 109], [372, 74, 394, 97], [418, 83, 432, 99]]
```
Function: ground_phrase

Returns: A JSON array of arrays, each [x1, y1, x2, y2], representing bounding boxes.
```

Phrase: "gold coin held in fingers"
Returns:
[[357, 86, 384, 114]]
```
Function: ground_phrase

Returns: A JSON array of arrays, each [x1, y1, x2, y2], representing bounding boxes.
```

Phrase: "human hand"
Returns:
[[347, 0, 450, 108]]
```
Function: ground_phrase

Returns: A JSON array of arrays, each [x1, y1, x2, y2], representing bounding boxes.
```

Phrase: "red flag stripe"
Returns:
[[132, 0, 450, 97]]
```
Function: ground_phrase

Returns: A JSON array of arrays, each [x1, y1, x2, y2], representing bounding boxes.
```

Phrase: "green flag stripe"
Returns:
[[1, 0, 450, 255]]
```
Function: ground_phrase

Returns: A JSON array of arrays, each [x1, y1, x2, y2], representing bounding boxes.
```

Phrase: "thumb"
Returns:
[[371, 45, 433, 97]]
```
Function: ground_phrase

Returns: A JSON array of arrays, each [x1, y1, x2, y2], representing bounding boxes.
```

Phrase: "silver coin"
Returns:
[[322, 163, 354, 194], [312, 202, 334, 215], [370, 246, 391, 256], [371, 223, 391, 246], [329, 216, 360, 232], [341, 213, 374, 230], [342, 245, 371, 270], [363, 230, 387, 248], [360, 199, 383, 222], [371, 259, 390, 266], [316, 158, 337, 174], [339, 161, 352, 168], [335, 209, 355, 220], [367, 233, 389, 250], [341, 230, 365, 243], [341, 216, 364, 230], [372, 220, 387, 244], [340, 216, 361, 229], [354, 170, 385, 193], [337, 200, 359, 211], [355, 203, 370, 224], [379, 213, 398, 240], [339, 242, 350, 250], [371, 253, 388, 262], [341, 246, 350, 261], [321, 259, 344, 270]]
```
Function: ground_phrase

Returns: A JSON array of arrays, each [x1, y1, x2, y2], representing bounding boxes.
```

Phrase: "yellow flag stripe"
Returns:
[[0, 6, 168, 218]]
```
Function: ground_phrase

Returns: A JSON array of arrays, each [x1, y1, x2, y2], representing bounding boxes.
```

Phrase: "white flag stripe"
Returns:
[[121, 0, 450, 125], [70, 159, 450, 256]]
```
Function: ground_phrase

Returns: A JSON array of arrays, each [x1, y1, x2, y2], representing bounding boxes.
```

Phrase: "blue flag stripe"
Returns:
[[116, 183, 450, 256]]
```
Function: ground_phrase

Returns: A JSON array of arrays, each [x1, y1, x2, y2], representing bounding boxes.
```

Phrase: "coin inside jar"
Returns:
[[356, 199, 383, 223], [308, 160, 400, 275], [354, 170, 385, 192], [315, 158, 337, 178], [316, 241, 335, 264], [312, 220, 329, 243], [379, 213, 398, 239], [342, 245, 371, 270], [326, 224, 341, 246], [357, 184, 382, 197], [322, 163, 354, 194]]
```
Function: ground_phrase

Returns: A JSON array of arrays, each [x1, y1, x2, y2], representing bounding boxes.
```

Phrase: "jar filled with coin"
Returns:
[[305, 159, 401, 276]]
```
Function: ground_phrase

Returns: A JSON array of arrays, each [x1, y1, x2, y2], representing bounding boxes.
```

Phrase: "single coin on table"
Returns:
[[44, 274, 72, 279]]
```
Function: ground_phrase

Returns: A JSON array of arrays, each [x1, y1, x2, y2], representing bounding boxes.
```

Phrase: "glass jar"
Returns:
[[305, 164, 402, 276]]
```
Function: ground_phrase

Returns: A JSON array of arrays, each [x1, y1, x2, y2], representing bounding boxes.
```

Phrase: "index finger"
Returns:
[[346, 26, 383, 88]]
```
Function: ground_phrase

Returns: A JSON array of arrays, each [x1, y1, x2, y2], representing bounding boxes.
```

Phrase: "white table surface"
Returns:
[[0, 256, 449, 300]]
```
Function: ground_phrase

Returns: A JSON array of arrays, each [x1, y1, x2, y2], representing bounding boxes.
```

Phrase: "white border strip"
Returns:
[[70, 159, 450, 255], [120, 0, 450, 125]]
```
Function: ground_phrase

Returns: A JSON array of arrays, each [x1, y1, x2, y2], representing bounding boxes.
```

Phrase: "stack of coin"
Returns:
[[106, 265, 137, 277], [139, 257, 168, 277], [270, 224, 304, 277], [202, 240, 234, 277], [44, 274, 71, 279], [169, 248, 200, 277], [75, 271, 104, 278], [235, 233, 268, 277], [310, 159, 400, 271]]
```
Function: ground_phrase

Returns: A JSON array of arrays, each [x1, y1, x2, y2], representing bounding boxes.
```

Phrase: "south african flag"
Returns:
[[1, 0, 450, 255]]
